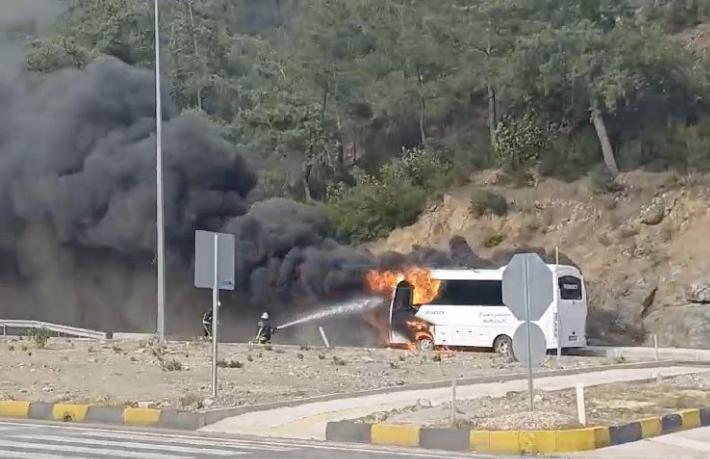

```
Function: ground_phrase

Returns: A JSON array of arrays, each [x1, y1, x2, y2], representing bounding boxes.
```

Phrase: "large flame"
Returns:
[[365, 267, 442, 305]]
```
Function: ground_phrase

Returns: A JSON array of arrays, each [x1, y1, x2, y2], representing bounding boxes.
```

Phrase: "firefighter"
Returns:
[[202, 301, 220, 338], [255, 311, 276, 344]]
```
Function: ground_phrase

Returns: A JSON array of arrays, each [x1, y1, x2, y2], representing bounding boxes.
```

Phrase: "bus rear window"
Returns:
[[558, 275, 583, 300], [428, 280, 503, 306]]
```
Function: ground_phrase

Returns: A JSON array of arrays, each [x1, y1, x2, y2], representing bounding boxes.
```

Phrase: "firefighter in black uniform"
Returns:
[[202, 301, 220, 338], [255, 312, 276, 344]]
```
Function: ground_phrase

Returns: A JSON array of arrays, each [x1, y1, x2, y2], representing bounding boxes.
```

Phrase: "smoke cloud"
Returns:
[[0, 52, 575, 343]]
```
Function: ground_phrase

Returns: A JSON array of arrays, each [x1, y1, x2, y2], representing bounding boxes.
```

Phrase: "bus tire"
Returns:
[[415, 337, 434, 352], [493, 334, 512, 357]]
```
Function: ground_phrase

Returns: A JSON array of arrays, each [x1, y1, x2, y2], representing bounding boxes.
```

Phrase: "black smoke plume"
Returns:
[[0, 55, 573, 343]]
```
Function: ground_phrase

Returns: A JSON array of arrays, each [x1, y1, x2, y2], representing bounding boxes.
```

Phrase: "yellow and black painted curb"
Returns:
[[325, 407, 710, 454], [0, 400, 201, 430]]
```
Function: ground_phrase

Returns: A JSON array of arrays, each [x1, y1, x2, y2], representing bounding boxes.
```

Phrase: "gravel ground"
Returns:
[[0, 337, 613, 410], [359, 370, 710, 429]]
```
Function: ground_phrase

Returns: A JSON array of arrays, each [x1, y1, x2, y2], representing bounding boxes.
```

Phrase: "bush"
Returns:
[[470, 191, 508, 217], [324, 148, 452, 244], [325, 165, 427, 243], [26, 328, 50, 349], [483, 232, 506, 248], [161, 359, 183, 371], [588, 164, 624, 194], [495, 114, 547, 172], [399, 147, 452, 192]]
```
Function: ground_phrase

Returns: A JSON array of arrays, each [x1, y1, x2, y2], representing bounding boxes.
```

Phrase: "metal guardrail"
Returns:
[[0, 320, 107, 340]]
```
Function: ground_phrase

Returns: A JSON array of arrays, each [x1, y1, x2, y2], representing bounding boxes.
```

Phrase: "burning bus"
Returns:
[[367, 265, 587, 353]]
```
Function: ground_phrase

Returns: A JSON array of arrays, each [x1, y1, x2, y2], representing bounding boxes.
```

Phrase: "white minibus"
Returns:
[[388, 265, 587, 354]]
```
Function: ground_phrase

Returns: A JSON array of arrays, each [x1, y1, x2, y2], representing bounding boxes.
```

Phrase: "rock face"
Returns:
[[639, 197, 666, 225], [644, 305, 710, 348], [687, 281, 710, 304]]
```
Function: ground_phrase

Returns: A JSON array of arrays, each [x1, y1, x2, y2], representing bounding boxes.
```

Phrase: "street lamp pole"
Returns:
[[154, 0, 166, 340]]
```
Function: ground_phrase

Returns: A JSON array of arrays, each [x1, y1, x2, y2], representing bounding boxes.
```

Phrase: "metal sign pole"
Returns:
[[154, 0, 166, 341], [555, 246, 562, 363], [524, 257, 534, 412], [211, 233, 219, 398]]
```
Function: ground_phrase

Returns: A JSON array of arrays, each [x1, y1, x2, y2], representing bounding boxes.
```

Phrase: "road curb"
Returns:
[[325, 407, 710, 453], [0, 401, 201, 430]]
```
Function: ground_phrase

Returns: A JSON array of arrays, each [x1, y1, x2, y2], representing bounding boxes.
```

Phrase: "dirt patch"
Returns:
[[359, 370, 710, 430], [0, 337, 613, 410]]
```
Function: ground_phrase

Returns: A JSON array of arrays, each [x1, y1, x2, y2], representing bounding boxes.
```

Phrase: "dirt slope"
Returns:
[[368, 170, 710, 348]]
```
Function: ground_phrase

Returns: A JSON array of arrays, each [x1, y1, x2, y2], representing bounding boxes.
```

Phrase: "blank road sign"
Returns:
[[502, 253, 554, 321], [194, 230, 235, 290], [512, 322, 547, 366]]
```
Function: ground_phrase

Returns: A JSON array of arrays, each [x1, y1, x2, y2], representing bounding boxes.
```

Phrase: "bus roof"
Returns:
[[430, 264, 580, 281]]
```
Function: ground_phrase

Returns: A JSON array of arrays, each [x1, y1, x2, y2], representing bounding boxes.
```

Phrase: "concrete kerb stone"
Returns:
[[419, 427, 470, 451], [86, 406, 124, 425], [325, 421, 371, 443], [28, 401, 53, 420], [324, 408, 710, 453]]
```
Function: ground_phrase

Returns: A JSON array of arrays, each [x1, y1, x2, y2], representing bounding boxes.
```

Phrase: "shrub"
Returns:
[[399, 147, 452, 192], [483, 232, 506, 248], [26, 328, 50, 349], [325, 166, 427, 243], [588, 164, 624, 194], [495, 114, 547, 172], [470, 190, 508, 217], [162, 359, 183, 371], [325, 148, 453, 244]]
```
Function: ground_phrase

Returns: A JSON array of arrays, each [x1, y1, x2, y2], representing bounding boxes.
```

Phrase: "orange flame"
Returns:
[[365, 267, 442, 305]]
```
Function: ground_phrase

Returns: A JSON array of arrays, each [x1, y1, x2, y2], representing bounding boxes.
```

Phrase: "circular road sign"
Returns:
[[512, 322, 547, 367]]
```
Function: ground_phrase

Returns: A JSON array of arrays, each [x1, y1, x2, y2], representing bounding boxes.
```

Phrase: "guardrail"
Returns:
[[0, 320, 108, 340]]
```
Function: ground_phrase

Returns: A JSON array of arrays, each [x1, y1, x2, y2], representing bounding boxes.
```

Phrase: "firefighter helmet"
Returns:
[[261, 312, 269, 320]]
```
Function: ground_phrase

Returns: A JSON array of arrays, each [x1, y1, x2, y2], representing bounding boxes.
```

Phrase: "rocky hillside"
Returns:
[[368, 171, 710, 348]]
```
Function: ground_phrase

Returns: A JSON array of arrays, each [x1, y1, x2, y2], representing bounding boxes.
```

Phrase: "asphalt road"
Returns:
[[0, 419, 490, 459]]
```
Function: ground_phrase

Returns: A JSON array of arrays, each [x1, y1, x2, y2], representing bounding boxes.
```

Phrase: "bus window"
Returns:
[[558, 276, 582, 300], [429, 280, 504, 306]]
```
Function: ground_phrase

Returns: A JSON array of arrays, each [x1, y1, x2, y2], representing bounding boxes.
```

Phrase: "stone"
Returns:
[[644, 304, 710, 348], [687, 281, 710, 304], [640, 197, 665, 225]]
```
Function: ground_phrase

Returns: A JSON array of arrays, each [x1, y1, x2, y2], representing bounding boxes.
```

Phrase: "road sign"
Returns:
[[502, 253, 554, 321], [512, 322, 547, 367], [194, 230, 235, 399], [502, 252, 555, 412], [194, 230, 235, 290]]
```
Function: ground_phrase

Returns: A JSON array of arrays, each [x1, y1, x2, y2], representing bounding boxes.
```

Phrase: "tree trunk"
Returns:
[[417, 69, 428, 148], [187, 1, 203, 111], [303, 163, 313, 202], [487, 82, 497, 150], [590, 108, 619, 176]]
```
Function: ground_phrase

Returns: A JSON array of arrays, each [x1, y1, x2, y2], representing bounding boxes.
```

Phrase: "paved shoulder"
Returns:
[[0, 420, 483, 459], [578, 425, 710, 459]]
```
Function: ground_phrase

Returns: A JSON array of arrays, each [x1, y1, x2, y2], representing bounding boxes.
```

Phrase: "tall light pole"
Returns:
[[154, 0, 166, 340]]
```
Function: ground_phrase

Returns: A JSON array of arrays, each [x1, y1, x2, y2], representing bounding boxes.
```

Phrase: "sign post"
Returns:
[[502, 253, 554, 411], [195, 230, 235, 398], [555, 246, 562, 364]]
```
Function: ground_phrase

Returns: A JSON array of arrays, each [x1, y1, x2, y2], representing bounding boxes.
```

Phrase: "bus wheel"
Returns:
[[493, 335, 512, 357], [415, 337, 434, 352]]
